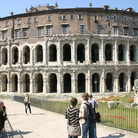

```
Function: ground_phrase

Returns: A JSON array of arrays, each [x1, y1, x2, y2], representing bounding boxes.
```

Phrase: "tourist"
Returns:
[[24, 94, 32, 114], [79, 93, 96, 138], [65, 98, 81, 138], [0, 101, 7, 138], [88, 93, 99, 138]]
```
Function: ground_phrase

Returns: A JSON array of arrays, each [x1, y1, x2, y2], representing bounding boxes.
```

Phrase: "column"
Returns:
[[43, 74, 47, 94], [126, 70, 131, 92], [72, 72, 77, 94], [72, 40, 76, 64], [126, 40, 130, 65], [57, 72, 63, 93], [114, 73, 119, 93], [30, 72, 33, 94], [100, 39, 105, 63], [100, 69, 106, 93], [86, 38, 91, 64], [114, 39, 118, 65], [17, 72, 21, 94], [87, 70, 91, 93], [57, 41, 62, 65]]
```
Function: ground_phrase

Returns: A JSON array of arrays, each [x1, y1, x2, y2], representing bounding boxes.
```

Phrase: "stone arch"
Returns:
[[105, 44, 112, 61], [23, 46, 30, 64], [63, 44, 71, 61], [92, 73, 100, 93], [49, 44, 57, 61], [35, 73, 43, 93], [12, 47, 19, 64], [2, 74, 8, 92], [49, 73, 57, 93], [119, 73, 126, 92], [78, 73, 85, 93], [35, 45, 43, 62], [63, 73, 71, 93], [23, 74, 30, 92], [91, 43, 99, 63], [106, 73, 113, 92], [2, 48, 8, 65], [12, 74, 18, 92], [118, 44, 126, 61], [77, 43, 85, 62], [130, 45, 136, 61]]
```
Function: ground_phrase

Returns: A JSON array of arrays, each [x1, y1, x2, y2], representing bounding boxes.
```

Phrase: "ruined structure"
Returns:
[[0, 3, 138, 94]]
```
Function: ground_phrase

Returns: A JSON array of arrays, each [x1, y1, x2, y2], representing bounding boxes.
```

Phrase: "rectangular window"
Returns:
[[23, 28, 28, 37], [134, 28, 138, 36], [15, 30, 20, 38], [62, 25, 68, 34], [113, 16, 117, 20], [62, 15, 66, 20], [80, 25, 85, 34], [97, 25, 102, 34], [5, 21, 9, 26], [47, 15, 52, 21], [34, 17, 38, 23], [46, 26, 52, 35], [78, 14, 83, 19], [123, 16, 127, 21], [2, 31, 6, 40], [70, 15, 74, 20], [132, 18, 136, 22], [28, 18, 31, 23], [106, 15, 110, 20], [94, 15, 98, 22], [124, 27, 129, 36], [37, 27, 44, 36], [113, 26, 118, 35], [17, 19, 21, 25]]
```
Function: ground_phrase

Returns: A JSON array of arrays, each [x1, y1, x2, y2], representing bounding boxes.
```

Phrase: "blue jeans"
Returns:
[[82, 123, 96, 138]]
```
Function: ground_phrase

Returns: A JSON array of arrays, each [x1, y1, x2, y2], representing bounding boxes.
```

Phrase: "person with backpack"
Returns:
[[88, 93, 99, 138], [79, 93, 96, 138]]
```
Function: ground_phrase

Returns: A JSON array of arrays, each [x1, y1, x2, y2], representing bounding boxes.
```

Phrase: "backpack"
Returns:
[[84, 103, 96, 124]]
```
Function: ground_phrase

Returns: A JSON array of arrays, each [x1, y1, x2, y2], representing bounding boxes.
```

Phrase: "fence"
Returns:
[[14, 95, 138, 133]]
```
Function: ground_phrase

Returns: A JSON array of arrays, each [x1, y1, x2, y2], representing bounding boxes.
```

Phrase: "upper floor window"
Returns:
[[15, 29, 20, 38], [97, 25, 102, 34], [46, 26, 52, 35], [106, 15, 110, 20], [47, 15, 52, 21], [132, 17, 136, 22], [123, 16, 127, 21], [124, 27, 129, 36], [62, 15, 67, 20], [5, 21, 9, 26], [37, 27, 44, 37], [78, 14, 83, 19], [28, 18, 31, 24], [23, 28, 28, 37], [113, 16, 117, 20], [70, 15, 74, 20], [113, 26, 118, 35], [62, 25, 68, 34], [94, 15, 98, 22], [17, 19, 21, 25], [80, 25, 85, 34], [2, 31, 6, 40], [133, 28, 138, 37], [34, 17, 38, 23]]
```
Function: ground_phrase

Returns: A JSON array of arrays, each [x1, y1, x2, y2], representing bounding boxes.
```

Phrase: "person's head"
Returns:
[[81, 93, 89, 101], [70, 98, 78, 107], [0, 101, 4, 108], [88, 93, 93, 99], [26, 93, 29, 97]]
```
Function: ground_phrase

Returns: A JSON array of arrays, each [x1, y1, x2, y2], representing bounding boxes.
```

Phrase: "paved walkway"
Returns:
[[1, 99, 138, 138]]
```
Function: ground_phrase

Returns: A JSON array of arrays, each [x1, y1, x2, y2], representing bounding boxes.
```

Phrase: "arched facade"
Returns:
[[0, 4, 138, 94]]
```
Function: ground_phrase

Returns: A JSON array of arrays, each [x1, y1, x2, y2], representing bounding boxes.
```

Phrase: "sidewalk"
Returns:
[[1, 99, 138, 138]]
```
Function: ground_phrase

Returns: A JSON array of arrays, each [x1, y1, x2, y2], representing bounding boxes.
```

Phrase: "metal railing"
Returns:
[[14, 95, 138, 133]]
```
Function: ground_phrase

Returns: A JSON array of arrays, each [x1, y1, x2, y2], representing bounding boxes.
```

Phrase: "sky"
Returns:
[[0, 0, 138, 18]]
